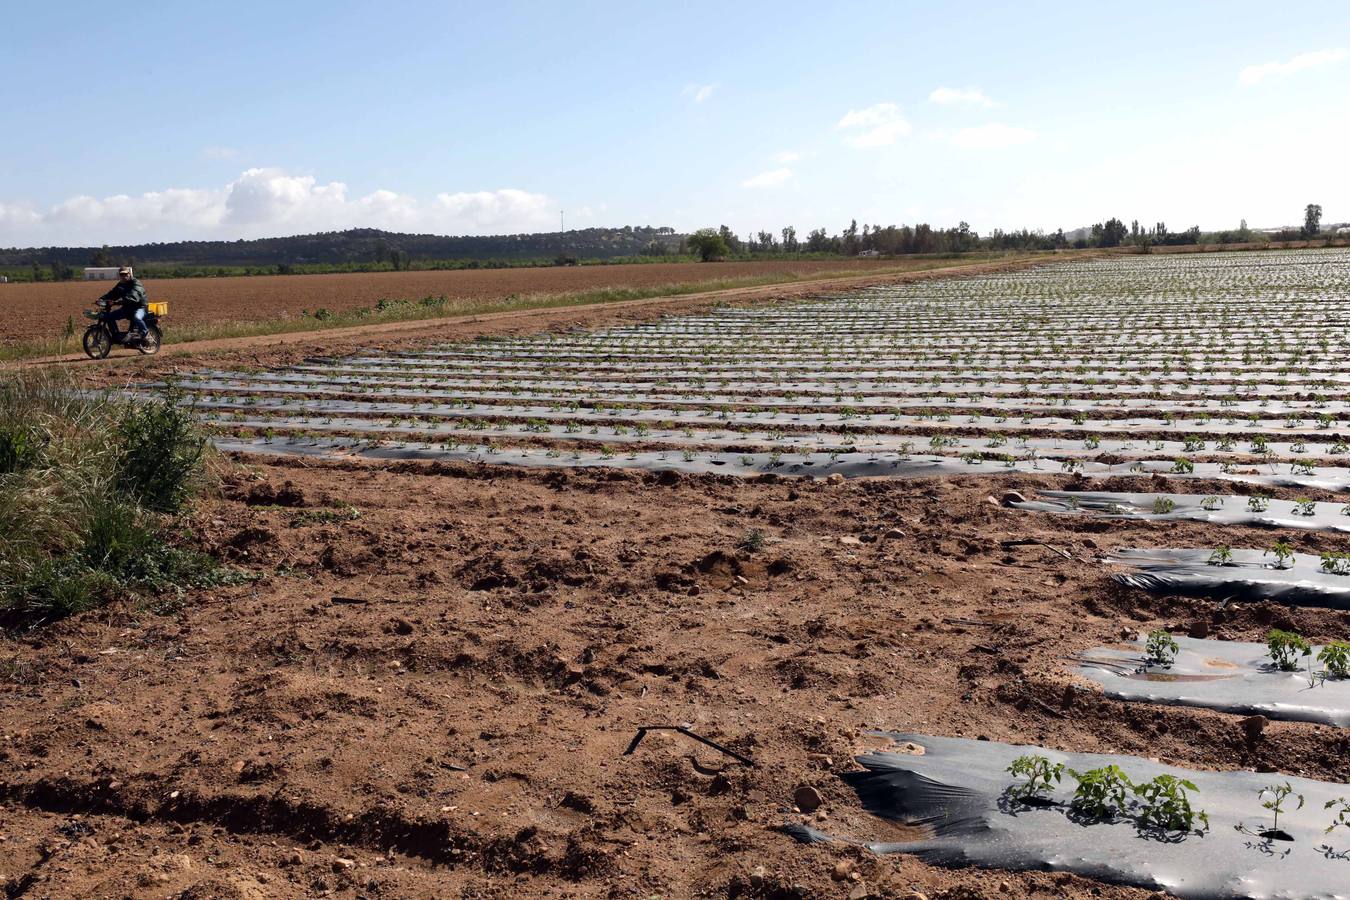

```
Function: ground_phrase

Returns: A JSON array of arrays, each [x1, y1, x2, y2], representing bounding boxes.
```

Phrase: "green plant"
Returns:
[[1294, 498, 1317, 516], [1200, 496, 1223, 511], [1005, 754, 1065, 802], [1319, 552, 1350, 576], [1257, 782, 1304, 837], [739, 529, 766, 553], [1248, 494, 1270, 512], [1266, 629, 1311, 671], [1145, 629, 1179, 667], [1170, 457, 1194, 474], [115, 393, 208, 512], [1326, 797, 1350, 834], [1264, 540, 1294, 569], [1152, 497, 1175, 514], [1208, 546, 1233, 566], [1067, 765, 1134, 820], [1316, 641, 1350, 677], [1133, 774, 1209, 834]]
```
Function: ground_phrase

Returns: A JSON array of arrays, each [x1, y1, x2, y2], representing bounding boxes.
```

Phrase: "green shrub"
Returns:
[[115, 393, 207, 513], [0, 373, 227, 629]]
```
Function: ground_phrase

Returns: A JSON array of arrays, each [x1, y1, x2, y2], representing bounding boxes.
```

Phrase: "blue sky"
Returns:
[[2, 0, 1347, 245]]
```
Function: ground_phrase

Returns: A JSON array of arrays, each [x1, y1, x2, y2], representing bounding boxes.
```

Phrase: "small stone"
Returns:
[[1188, 619, 1210, 639], [849, 884, 871, 899], [284, 851, 303, 866], [902, 892, 929, 900], [999, 881, 1012, 892], [1000, 490, 1027, 506], [882, 528, 905, 541], [831, 859, 855, 881], [793, 785, 823, 813], [826, 473, 845, 485], [332, 857, 356, 872], [1241, 715, 1269, 739], [749, 865, 767, 887]]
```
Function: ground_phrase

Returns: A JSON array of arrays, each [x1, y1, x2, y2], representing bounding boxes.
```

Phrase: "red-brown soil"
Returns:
[[14, 255, 1066, 382], [4, 459, 1347, 898], [3, 258, 961, 348]]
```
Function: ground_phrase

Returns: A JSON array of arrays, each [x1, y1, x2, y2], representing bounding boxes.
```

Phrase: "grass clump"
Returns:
[[0, 372, 235, 628]]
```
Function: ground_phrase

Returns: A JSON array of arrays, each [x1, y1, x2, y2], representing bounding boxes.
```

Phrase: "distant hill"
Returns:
[[0, 226, 683, 268]]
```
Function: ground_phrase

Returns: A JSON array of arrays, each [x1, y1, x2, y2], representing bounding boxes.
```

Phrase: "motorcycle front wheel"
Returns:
[[82, 325, 112, 359], [137, 325, 163, 355]]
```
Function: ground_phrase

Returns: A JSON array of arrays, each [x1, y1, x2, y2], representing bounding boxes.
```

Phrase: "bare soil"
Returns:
[[20, 255, 1065, 380], [4, 459, 1347, 899], [3, 258, 974, 350]]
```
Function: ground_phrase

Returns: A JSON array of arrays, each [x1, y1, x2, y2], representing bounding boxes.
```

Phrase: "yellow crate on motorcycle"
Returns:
[[147, 301, 168, 316]]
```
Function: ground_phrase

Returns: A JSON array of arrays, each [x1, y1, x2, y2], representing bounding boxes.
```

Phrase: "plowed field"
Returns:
[[4, 258, 934, 346]]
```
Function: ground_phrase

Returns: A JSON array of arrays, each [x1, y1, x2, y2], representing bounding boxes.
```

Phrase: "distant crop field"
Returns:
[[1, 257, 953, 348]]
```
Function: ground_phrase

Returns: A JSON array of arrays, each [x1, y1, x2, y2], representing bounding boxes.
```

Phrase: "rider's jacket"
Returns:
[[100, 278, 147, 309]]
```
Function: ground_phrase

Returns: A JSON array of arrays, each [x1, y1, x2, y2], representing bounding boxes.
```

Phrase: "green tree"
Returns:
[[1304, 203, 1322, 237], [687, 228, 730, 261], [717, 225, 742, 254], [91, 245, 113, 267]]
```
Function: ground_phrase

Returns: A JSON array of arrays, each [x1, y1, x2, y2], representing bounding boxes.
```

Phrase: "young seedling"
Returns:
[[1152, 497, 1176, 514], [1134, 774, 1209, 835], [1294, 498, 1317, 516], [1208, 546, 1234, 566], [739, 528, 766, 553], [1264, 540, 1294, 570], [1318, 552, 1350, 576], [1140, 630, 1179, 670], [1248, 494, 1270, 513], [1006, 754, 1065, 803], [1316, 641, 1350, 678], [1067, 765, 1135, 821], [1266, 628, 1311, 671], [1326, 797, 1350, 834], [1200, 496, 1223, 511], [1170, 457, 1194, 474], [1243, 782, 1304, 841]]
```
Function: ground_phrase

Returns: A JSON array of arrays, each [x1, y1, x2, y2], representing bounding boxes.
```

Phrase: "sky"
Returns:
[[1, 0, 1348, 246]]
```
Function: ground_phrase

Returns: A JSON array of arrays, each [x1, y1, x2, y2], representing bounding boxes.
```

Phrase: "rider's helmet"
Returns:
[[118, 266, 133, 279]]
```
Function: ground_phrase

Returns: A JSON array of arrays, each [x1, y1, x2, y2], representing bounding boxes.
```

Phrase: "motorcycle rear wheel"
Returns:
[[137, 325, 162, 355], [82, 325, 112, 359]]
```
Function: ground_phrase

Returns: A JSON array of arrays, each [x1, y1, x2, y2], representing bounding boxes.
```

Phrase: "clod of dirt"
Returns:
[[794, 785, 823, 813], [242, 480, 307, 507], [223, 525, 279, 561]]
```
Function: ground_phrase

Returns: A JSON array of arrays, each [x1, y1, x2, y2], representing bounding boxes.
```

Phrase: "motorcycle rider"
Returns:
[[100, 266, 149, 342]]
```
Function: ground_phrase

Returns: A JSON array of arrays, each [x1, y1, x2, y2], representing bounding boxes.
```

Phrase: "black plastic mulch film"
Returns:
[[1016, 490, 1350, 533], [1077, 635, 1349, 728], [790, 734, 1350, 899], [1109, 548, 1350, 610]]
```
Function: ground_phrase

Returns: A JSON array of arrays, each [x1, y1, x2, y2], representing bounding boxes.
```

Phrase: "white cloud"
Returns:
[[836, 102, 912, 148], [0, 169, 555, 244], [772, 150, 801, 163], [683, 82, 717, 103], [1240, 48, 1347, 85], [742, 167, 792, 189], [949, 123, 1036, 150], [928, 86, 995, 107]]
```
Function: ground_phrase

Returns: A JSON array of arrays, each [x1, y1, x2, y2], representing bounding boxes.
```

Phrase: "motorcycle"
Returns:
[[82, 299, 164, 358]]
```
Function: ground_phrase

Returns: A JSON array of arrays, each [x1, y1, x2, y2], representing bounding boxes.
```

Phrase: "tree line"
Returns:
[[0, 206, 1337, 280]]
